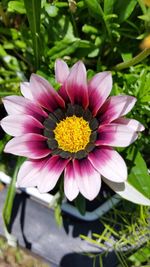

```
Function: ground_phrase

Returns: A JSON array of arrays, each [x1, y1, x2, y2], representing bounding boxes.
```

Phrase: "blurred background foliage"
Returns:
[[0, 1, 150, 266]]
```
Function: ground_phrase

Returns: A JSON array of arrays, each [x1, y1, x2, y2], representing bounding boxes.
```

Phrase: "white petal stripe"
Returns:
[[73, 158, 101, 200], [97, 124, 139, 147], [88, 71, 112, 116], [4, 134, 50, 159], [17, 158, 48, 188], [1, 115, 44, 136], [100, 95, 137, 124], [88, 147, 127, 183], [55, 59, 69, 84], [113, 118, 145, 132], [64, 161, 79, 201], [38, 156, 69, 193]]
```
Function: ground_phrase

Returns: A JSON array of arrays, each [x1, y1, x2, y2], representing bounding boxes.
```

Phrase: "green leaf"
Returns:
[[45, 4, 59, 17], [48, 40, 80, 60], [23, 0, 41, 70], [138, 12, 150, 22], [84, 0, 103, 20], [74, 194, 86, 215], [8, 1, 26, 14], [127, 147, 150, 199], [115, 0, 137, 23], [0, 44, 7, 56], [54, 204, 63, 227], [121, 52, 132, 62], [104, 0, 116, 15]]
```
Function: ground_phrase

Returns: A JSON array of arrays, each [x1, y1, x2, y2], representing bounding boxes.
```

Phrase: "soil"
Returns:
[[0, 236, 49, 267]]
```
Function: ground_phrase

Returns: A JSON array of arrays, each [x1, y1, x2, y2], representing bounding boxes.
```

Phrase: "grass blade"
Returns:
[[24, 0, 41, 70]]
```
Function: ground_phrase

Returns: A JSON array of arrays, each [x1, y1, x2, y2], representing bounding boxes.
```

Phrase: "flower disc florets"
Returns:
[[1, 59, 144, 201], [43, 104, 98, 159], [54, 115, 91, 153]]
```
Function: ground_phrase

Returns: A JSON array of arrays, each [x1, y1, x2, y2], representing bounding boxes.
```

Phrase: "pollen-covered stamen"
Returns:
[[54, 115, 91, 153]]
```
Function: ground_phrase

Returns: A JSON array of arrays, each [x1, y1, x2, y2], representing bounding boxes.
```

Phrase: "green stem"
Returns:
[[98, 3, 111, 39], [3, 157, 24, 246], [114, 48, 150, 71]]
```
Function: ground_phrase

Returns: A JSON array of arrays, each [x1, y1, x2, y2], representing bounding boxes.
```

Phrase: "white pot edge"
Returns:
[[0, 171, 120, 221]]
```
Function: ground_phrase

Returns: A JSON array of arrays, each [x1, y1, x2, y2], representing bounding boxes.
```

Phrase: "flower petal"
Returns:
[[103, 178, 150, 206], [66, 61, 89, 108], [29, 74, 65, 111], [17, 158, 49, 188], [38, 156, 69, 193], [99, 95, 137, 124], [2, 96, 47, 121], [64, 161, 79, 201], [113, 118, 145, 132], [55, 59, 69, 84], [88, 147, 127, 182], [4, 133, 50, 159], [20, 82, 34, 100], [55, 59, 70, 102], [73, 158, 101, 200], [1, 115, 44, 136], [96, 124, 138, 147], [88, 72, 112, 116]]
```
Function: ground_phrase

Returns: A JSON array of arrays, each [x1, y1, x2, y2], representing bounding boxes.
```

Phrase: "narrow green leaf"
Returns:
[[84, 0, 103, 20], [104, 0, 116, 15], [23, 0, 41, 70], [115, 0, 137, 23], [54, 204, 63, 227]]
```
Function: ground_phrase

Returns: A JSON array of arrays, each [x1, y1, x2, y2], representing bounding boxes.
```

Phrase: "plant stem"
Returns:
[[114, 48, 150, 71], [3, 157, 24, 246]]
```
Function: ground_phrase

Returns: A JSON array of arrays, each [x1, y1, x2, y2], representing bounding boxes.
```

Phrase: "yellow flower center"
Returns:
[[54, 115, 91, 153]]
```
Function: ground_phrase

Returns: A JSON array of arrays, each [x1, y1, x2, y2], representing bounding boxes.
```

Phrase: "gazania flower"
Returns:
[[1, 60, 144, 201]]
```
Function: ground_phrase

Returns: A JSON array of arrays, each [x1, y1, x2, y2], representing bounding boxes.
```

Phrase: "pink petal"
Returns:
[[20, 82, 34, 100], [29, 74, 65, 111], [55, 59, 69, 84], [73, 158, 101, 200], [4, 133, 50, 159], [1, 115, 44, 136], [38, 156, 69, 193], [99, 95, 137, 124], [88, 147, 127, 182], [17, 158, 49, 188], [55, 59, 70, 102], [64, 161, 79, 201], [2, 96, 47, 121], [88, 72, 112, 116], [113, 118, 145, 132], [66, 61, 89, 108], [96, 124, 138, 147]]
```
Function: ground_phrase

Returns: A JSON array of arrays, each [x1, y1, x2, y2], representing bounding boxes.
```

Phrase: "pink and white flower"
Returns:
[[1, 60, 145, 202]]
